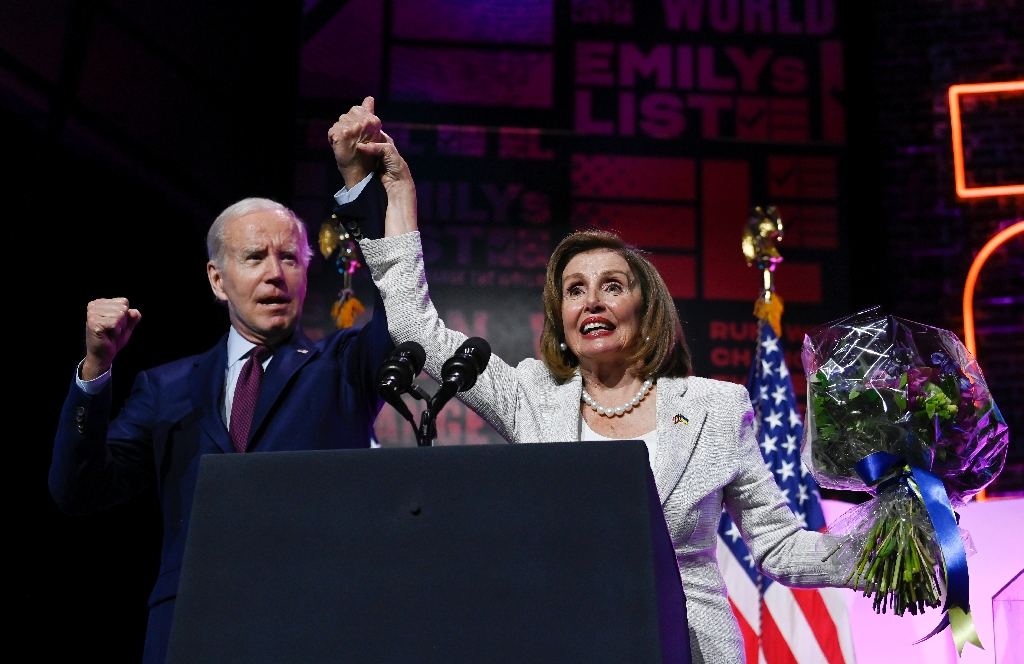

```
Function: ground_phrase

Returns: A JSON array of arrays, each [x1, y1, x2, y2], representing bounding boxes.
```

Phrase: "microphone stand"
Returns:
[[412, 385, 438, 447], [388, 383, 435, 447], [418, 381, 461, 446], [391, 381, 458, 447], [382, 339, 489, 447]]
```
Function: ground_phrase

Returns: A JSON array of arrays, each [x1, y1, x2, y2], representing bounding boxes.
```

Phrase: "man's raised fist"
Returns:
[[82, 298, 141, 380]]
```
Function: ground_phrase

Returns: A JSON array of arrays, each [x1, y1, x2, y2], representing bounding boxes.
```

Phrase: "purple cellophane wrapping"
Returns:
[[801, 307, 1009, 505]]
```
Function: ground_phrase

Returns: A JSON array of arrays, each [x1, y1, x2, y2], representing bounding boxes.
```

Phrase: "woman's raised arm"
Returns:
[[356, 125, 524, 441]]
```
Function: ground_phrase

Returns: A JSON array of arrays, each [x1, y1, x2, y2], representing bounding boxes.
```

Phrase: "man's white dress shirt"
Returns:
[[333, 173, 372, 206]]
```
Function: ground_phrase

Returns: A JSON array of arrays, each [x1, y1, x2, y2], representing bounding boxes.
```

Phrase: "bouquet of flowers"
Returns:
[[801, 307, 1008, 653]]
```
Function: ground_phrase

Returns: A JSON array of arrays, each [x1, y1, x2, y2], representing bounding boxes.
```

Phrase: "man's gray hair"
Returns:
[[207, 197, 314, 268]]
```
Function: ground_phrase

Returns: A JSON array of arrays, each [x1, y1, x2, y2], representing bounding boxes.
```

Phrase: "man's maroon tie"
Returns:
[[229, 345, 272, 453]]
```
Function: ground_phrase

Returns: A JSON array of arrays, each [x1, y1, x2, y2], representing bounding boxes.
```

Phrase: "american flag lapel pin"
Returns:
[[673, 414, 689, 425]]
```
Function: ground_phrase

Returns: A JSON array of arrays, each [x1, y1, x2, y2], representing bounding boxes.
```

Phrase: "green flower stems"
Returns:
[[826, 497, 942, 616]]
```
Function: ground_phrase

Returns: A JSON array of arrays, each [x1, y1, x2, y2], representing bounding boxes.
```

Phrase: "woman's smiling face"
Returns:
[[560, 249, 644, 366]]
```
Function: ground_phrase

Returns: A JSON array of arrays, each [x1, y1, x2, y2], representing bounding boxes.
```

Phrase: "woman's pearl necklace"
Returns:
[[581, 379, 654, 417]]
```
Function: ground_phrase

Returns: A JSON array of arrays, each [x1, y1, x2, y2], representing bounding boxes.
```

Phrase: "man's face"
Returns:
[[207, 210, 307, 346]]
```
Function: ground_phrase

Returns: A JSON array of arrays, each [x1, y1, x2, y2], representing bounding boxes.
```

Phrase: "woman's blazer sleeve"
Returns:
[[360, 232, 521, 441], [720, 385, 847, 588]]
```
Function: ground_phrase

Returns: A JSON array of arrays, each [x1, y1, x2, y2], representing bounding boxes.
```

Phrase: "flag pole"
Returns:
[[742, 206, 786, 336]]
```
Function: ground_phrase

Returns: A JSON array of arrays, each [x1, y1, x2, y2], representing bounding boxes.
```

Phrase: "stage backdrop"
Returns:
[[293, 0, 850, 445]]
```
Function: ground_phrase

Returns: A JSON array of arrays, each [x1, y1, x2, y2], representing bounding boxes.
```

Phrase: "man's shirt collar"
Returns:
[[227, 326, 258, 368]]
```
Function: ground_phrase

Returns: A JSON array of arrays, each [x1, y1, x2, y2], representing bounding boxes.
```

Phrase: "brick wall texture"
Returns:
[[871, 0, 1023, 492]]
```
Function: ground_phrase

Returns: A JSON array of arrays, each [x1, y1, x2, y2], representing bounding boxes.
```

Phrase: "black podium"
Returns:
[[166, 441, 690, 663]]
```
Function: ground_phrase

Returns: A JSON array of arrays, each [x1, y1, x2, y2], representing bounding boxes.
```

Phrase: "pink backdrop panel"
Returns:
[[821, 498, 1024, 664]]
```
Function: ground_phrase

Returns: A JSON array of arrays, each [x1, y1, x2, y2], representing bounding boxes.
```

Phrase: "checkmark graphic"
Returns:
[[771, 167, 796, 185], [738, 109, 766, 127], [768, 157, 801, 197]]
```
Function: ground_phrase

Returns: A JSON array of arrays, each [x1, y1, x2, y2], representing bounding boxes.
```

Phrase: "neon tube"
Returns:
[[962, 221, 1024, 358], [948, 81, 1024, 199]]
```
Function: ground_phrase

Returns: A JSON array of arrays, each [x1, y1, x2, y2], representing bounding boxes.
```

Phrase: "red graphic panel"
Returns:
[[392, 0, 553, 45], [390, 47, 553, 108], [775, 262, 822, 303], [572, 203, 696, 249], [571, 155, 696, 200], [735, 98, 811, 142], [769, 98, 811, 142], [820, 40, 846, 143], [768, 156, 837, 199], [702, 160, 756, 300], [774, 204, 839, 249], [648, 254, 697, 299]]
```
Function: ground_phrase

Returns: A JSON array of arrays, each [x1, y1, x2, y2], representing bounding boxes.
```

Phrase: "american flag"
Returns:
[[716, 321, 856, 664]]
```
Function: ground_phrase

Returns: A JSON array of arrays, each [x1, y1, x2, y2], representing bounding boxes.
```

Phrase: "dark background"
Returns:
[[5, 2, 303, 659], [3, 1, 1020, 660]]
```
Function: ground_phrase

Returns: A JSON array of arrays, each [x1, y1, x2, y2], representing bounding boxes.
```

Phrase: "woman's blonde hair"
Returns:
[[540, 230, 692, 381]]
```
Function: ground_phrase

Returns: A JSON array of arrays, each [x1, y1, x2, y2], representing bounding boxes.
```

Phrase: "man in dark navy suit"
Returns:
[[49, 99, 393, 663]]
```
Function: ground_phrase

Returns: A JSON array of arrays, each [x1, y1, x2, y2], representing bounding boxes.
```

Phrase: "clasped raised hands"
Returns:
[[327, 96, 416, 236], [328, 96, 413, 194], [81, 298, 141, 381], [328, 96, 384, 189]]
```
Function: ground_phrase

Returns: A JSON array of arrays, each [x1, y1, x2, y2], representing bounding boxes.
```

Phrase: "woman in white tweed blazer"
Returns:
[[346, 112, 847, 664]]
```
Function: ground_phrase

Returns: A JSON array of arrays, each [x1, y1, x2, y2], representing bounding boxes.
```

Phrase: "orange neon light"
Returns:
[[962, 220, 1023, 502], [948, 81, 1024, 199], [962, 220, 1024, 358]]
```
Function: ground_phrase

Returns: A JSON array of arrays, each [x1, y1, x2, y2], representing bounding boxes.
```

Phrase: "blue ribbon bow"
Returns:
[[854, 451, 981, 654]]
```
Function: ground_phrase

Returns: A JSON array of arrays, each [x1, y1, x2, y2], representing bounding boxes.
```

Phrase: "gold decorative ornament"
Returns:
[[319, 216, 341, 259], [743, 205, 785, 336]]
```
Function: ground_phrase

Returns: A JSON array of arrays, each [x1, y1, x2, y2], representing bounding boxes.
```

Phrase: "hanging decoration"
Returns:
[[319, 214, 364, 329]]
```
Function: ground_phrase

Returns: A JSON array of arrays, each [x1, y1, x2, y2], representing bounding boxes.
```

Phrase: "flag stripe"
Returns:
[[789, 589, 848, 664], [730, 596, 760, 664], [763, 586, 830, 664], [717, 537, 761, 625], [818, 588, 857, 664], [760, 602, 800, 664]]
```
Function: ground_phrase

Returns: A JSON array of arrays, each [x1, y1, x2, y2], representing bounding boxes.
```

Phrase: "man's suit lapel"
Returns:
[[247, 329, 319, 448], [191, 336, 233, 454], [653, 377, 708, 505]]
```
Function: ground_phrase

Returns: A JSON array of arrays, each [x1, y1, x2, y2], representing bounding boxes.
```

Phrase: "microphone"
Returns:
[[442, 337, 491, 391], [377, 342, 426, 426], [430, 337, 492, 414]]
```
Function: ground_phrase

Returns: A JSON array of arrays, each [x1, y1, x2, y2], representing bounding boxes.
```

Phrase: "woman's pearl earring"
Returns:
[[559, 342, 568, 352]]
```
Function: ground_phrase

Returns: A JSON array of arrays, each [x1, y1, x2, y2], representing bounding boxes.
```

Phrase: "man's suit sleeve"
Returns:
[[333, 174, 394, 421], [49, 372, 157, 514], [332, 171, 387, 242]]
